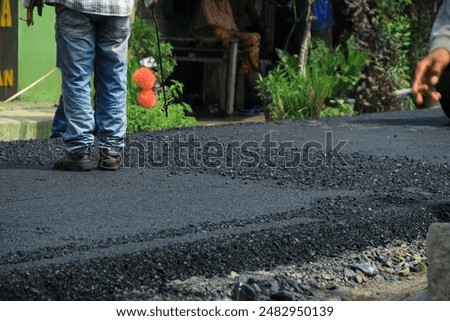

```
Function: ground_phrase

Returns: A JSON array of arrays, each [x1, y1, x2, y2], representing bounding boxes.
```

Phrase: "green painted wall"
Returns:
[[18, 5, 61, 103]]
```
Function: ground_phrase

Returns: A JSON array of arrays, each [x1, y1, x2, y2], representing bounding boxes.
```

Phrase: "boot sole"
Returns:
[[97, 161, 121, 171]]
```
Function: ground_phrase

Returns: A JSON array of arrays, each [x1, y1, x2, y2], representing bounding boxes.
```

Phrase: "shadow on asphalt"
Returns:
[[348, 108, 450, 127]]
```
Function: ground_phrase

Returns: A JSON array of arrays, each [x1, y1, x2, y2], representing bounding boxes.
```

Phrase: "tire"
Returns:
[[437, 70, 450, 118], [439, 92, 450, 118]]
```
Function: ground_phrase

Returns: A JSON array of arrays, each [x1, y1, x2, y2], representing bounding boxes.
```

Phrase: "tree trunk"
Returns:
[[298, 0, 314, 74]]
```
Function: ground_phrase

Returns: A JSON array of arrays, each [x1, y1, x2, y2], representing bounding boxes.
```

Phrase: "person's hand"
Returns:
[[412, 48, 450, 105], [26, 0, 44, 26]]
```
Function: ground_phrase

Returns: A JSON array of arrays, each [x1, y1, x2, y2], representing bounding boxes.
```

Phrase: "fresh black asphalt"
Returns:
[[1, 107, 449, 300]]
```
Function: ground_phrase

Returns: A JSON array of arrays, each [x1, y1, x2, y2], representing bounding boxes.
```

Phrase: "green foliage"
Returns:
[[257, 36, 367, 120], [127, 17, 196, 133], [257, 49, 333, 120], [129, 17, 176, 82], [373, 0, 412, 89], [345, 0, 401, 112], [320, 99, 354, 118], [409, 1, 441, 79], [127, 79, 197, 132], [309, 36, 368, 98]]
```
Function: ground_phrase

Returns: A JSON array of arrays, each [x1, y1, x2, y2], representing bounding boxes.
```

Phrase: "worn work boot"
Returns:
[[98, 148, 122, 171], [53, 148, 92, 171]]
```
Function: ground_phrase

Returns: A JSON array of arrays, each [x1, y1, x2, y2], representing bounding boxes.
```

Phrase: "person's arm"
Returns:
[[412, 0, 450, 105], [430, 0, 450, 53], [26, 0, 44, 26]]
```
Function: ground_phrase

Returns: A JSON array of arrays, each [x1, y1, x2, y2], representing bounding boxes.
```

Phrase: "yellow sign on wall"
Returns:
[[0, 0, 16, 99], [0, 0, 12, 28], [0, 0, 14, 87], [0, 0, 14, 88], [0, 69, 14, 87]]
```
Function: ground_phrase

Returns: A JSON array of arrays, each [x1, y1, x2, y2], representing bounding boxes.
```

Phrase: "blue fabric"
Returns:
[[51, 95, 67, 138], [56, 8, 130, 154], [311, 0, 335, 31]]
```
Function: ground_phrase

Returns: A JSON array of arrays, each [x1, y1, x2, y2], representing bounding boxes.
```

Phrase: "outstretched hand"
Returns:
[[26, 0, 44, 26], [412, 48, 450, 106]]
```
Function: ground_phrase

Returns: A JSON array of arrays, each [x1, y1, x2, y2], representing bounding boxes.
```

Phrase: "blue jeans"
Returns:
[[56, 8, 130, 154], [51, 95, 67, 138]]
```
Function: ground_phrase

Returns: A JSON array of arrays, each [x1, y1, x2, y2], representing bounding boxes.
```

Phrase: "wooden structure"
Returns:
[[145, 0, 275, 115], [164, 36, 239, 115]]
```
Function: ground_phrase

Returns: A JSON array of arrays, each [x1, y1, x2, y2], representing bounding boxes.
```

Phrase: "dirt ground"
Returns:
[[348, 274, 427, 300]]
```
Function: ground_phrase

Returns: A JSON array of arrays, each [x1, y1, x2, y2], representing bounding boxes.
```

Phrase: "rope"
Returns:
[[151, 7, 169, 118], [2, 68, 57, 104]]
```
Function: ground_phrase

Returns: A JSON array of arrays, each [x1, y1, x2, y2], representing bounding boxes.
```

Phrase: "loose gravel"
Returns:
[[119, 238, 429, 301], [1, 111, 449, 300]]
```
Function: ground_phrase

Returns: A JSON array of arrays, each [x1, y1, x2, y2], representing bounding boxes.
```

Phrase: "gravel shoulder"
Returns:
[[120, 239, 428, 301]]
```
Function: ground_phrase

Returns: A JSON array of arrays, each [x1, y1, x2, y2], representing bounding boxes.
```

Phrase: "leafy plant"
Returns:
[[127, 17, 196, 132], [129, 17, 176, 82], [257, 49, 332, 120], [373, 0, 412, 89], [257, 36, 367, 120], [127, 79, 196, 132], [309, 36, 368, 98], [320, 99, 354, 117]]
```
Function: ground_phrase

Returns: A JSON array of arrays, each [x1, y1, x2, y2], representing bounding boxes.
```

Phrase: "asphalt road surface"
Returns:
[[1, 108, 449, 300]]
